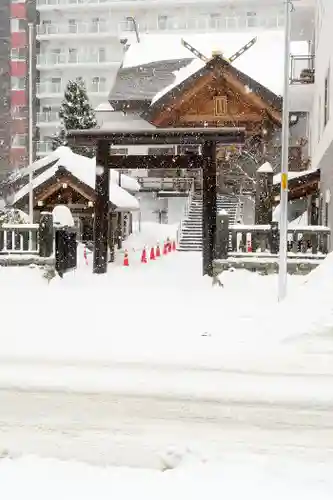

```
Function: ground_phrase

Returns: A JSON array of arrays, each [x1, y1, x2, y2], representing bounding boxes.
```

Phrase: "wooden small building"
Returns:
[[12, 147, 140, 242]]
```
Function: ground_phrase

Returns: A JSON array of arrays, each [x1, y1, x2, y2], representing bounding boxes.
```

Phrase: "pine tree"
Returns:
[[52, 78, 97, 156]]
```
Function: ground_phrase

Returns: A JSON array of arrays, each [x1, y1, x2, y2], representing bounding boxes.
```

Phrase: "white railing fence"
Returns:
[[0, 224, 40, 254]]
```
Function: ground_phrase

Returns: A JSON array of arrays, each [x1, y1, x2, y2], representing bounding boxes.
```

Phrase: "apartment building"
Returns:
[[309, 0, 333, 230], [0, 0, 36, 175], [35, 0, 303, 157], [0, 0, 316, 173]]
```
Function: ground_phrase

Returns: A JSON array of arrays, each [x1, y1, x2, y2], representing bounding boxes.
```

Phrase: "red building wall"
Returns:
[[10, 0, 28, 170]]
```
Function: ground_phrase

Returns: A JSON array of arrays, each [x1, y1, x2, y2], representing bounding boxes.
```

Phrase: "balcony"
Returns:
[[36, 81, 109, 97], [37, 52, 118, 68], [37, 111, 60, 125], [37, 21, 111, 38], [36, 141, 53, 155], [289, 54, 314, 112], [290, 54, 315, 84]]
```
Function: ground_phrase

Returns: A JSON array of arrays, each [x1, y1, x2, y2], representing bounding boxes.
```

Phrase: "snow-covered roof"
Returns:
[[95, 102, 114, 112], [13, 147, 140, 212], [30, 147, 139, 192], [273, 168, 319, 185], [124, 32, 308, 97], [100, 111, 155, 131], [152, 59, 204, 104]]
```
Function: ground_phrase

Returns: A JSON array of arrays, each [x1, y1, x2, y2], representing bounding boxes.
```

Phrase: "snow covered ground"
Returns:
[[2, 453, 333, 500], [1, 222, 333, 492]]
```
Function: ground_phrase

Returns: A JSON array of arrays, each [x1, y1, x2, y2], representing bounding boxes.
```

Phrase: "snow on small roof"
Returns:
[[101, 111, 155, 131], [95, 102, 114, 112], [273, 168, 319, 185], [257, 162, 273, 173], [124, 32, 308, 97], [13, 148, 140, 211]]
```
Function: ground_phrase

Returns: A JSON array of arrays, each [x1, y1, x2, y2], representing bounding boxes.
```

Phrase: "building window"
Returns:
[[68, 19, 77, 34], [11, 76, 26, 90], [68, 48, 77, 62], [91, 76, 106, 91], [246, 12, 258, 27], [324, 66, 330, 127], [98, 48, 106, 62], [214, 96, 227, 116], [11, 106, 25, 119], [226, 17, 238, 29], [110, 148, 128, 155], [178, 145, 200, 155], [11, 48, 26, 60], [148, 147, 175, 155], [158, 15, 168, 30], [91, 18, 101, 32], [209, 14, 221, 29], [12, 134, 26, 148], [11, 18, 26, 32]]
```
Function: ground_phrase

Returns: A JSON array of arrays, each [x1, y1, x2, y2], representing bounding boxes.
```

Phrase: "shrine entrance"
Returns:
[[68, 127, 245, 276]]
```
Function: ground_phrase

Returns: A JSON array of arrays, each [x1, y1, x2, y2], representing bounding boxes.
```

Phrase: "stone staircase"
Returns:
[[178, 193, 241, 252]]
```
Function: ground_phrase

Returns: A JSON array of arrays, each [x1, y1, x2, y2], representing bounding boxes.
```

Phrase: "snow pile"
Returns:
[[0, 455, 332, 500], [122, 221, 178, 251], [52, 205, 74, 227]]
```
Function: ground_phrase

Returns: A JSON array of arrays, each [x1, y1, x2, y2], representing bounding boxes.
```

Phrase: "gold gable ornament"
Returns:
[[211, 50, 229, 62]]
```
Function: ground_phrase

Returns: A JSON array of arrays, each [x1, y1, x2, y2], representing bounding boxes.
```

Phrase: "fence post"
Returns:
[[39, 212, 53, 258], [215, 209, 229, 259], [270, 221, 279, 254], [255, 162, 274, 224]]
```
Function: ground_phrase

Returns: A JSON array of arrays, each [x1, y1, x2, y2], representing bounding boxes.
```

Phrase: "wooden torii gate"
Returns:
[[67, 127, 245, 276]]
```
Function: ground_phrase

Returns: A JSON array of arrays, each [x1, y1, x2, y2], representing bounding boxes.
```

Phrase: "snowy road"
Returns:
[[1, 376, 333, 469]]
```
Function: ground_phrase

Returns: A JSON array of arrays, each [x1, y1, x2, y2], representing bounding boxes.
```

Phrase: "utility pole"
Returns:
[[28, 22, 34, 222], [278, 0, 292, 301], [126, 17, 140, 43]]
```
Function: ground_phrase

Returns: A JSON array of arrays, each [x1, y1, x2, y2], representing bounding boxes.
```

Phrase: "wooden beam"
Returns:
[[179, 113, 263, 123], [37, 177, 94, 204], [216, 68, 282, 125], [107, 155, 205, 170], [202, 141, 217, 277], [93, 140, 110, 274], [68, 126, 246, 147]]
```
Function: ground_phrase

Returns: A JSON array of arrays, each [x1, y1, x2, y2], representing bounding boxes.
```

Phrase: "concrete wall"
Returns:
[[310, 0, 333, 237]]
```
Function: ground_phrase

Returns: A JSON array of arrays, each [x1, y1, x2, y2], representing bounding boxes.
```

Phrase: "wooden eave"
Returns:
[[143, 55, 282, 127], [273, 170, 320, 203], [14, 167, 99, 208]]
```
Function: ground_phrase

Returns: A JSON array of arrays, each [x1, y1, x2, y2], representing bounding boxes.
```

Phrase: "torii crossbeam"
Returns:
[[67, 127, 245, 276]]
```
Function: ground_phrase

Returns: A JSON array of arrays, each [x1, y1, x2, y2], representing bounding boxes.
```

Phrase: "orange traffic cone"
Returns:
[[156, 242, 161, 258], [141, 247, 147, 264], [150, 246, 155, 260], [83, 246, 89, 265], [123, 249, 129, 266], [172, 240, 176, 252], [247, 236, 252, 253], [163, 242, 168, 255]]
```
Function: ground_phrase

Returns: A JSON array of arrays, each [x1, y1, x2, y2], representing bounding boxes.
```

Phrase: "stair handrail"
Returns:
[[176, 178, 195, 244]]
